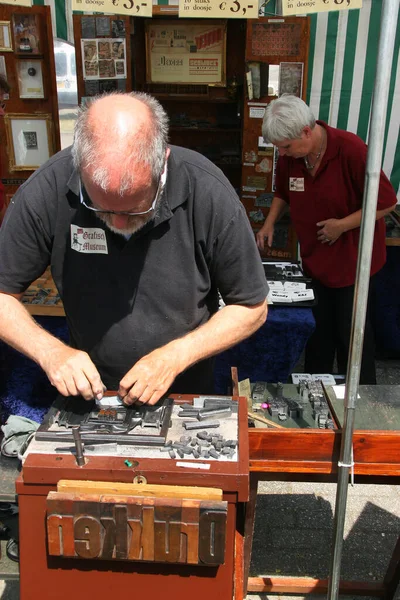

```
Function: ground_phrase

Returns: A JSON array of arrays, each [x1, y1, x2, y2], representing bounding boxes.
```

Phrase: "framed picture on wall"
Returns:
[[279, 62, 303, 97], [12, 13, 41, 55], [145, 20, 227, 86], [0, 56, 7, 78], [16, 59, 45, 99], [0, 56, 9, 98], [0, 21, 12, 52], [4, 113, 53, 171], [81, 38, 126, 80]]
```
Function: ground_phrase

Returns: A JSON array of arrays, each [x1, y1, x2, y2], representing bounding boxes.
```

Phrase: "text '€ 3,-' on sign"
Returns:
[[72, 0, 152, 18], [179, 0, 259, 19]]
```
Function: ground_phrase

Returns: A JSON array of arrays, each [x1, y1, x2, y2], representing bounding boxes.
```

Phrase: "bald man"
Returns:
[[0, 92, 268, 406]]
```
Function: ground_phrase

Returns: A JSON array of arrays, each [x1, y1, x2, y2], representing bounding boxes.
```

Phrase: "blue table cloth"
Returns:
[[214, 305, 315, 393], [0, 308, 315, 422]]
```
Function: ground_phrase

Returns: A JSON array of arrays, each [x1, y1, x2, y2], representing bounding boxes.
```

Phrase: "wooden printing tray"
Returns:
[[21, 267, 65, 317]]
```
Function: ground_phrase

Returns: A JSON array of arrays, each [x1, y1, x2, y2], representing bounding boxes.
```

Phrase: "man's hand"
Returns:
[[40, 346, 106, 401], [118, 347, 180, 406], [316, 218, 345, 245], [256, 223, 274, 250]]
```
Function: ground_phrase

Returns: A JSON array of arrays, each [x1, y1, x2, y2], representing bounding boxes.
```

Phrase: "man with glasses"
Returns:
[[0, 74, 10, 225], [0, 92, 268, 406]]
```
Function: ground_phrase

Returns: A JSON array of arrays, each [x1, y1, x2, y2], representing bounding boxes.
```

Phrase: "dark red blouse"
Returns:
[[275, 121, 397, 287]]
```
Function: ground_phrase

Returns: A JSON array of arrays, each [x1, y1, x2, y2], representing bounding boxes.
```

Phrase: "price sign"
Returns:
[[72, 0, 152, 18], [0, 0, 32, 7], [179, 0, 259, 19], [280, 0, 362, 16]]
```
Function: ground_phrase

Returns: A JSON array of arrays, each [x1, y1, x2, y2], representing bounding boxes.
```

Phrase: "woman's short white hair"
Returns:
[[262, 94, 316, 143]]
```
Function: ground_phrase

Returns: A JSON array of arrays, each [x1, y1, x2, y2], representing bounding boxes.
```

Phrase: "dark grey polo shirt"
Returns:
[[0, 145, 268, 392]]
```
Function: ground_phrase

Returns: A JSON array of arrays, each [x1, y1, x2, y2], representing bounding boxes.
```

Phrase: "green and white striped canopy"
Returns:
[[35, 0, 399, 200], [307, 0, 400, 200]]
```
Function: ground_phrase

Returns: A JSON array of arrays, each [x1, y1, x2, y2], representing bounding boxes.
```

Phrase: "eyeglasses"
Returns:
[[79, 176, 163, 217]]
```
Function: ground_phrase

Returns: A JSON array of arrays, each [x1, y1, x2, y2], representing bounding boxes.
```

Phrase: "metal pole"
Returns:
[[327, 1, 400, 599]]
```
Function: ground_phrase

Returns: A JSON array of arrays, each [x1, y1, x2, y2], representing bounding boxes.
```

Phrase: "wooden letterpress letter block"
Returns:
[[100, 516, 116, 559], [127, 503, 144, 560], [141, 504, 155, 561], [74, 516, 102, 559], [179, 500, 200, 564], [47, 514, 75, 557], [114, 505, 128, 560], [198, 505, 227, 565], [154, 503, 182, 563]]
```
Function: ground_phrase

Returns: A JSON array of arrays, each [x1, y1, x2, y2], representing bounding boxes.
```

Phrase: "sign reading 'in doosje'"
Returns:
[[280, 0, 362, 16], [71, 0, 152, 18], [179, 0, 259, 19]]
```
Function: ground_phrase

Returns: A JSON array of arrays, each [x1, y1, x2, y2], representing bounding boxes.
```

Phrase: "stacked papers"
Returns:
[[267, 280, 314, 304]]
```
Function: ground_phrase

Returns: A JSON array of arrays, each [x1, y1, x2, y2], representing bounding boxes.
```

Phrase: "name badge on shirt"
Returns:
[[70, 224, 108, 254], [289, 177, 305, 192]]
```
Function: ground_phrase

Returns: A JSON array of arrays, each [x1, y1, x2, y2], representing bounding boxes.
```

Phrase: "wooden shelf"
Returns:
[[25, 304, 65, 316], [152, 5, 178, 16], [386, 237, 400, 246], [170, 127, 240, 133], [154, 94, 236, 103]]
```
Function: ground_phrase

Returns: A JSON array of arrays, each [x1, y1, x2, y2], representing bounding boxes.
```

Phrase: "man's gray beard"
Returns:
[[98, 212, 154, 236], [96, 185, 163, 237]]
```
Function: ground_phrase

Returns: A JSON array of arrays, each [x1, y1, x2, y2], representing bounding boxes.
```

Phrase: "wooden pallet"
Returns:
[[22, 268, 65, 317]]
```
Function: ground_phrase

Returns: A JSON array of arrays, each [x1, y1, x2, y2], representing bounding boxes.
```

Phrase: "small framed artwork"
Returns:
[[279, 62, 304, 98], [0, 21, 12, 52], [0, 56, 9, 99], [0, 56, 6, 78], [145, 20, 227, 86], [81, 38, 126, 80], [4, 113, 53, 171], [12, 13, 41, 55], [16, 60, 45, 99]]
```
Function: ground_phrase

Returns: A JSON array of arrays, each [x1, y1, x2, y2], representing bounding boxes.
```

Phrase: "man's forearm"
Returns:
[[161, 300, 268, 374], [0, 293, 67, 369]]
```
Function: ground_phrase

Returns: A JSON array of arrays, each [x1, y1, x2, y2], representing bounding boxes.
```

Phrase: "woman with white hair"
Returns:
[[256, 94, 396, 384]]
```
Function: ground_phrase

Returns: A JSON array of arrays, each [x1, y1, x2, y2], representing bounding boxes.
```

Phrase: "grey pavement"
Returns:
[[246, 480, 400, 600]]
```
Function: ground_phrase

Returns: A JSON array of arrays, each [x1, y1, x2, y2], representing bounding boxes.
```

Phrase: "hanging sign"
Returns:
[[280, 0, 362, 16], [71, 0, 152, 18], [179, 0, 258, 19], [0, 0, 32, 7]]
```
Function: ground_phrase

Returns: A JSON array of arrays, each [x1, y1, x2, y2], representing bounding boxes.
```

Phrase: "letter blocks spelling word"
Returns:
[[46, 492, 227, 565]]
